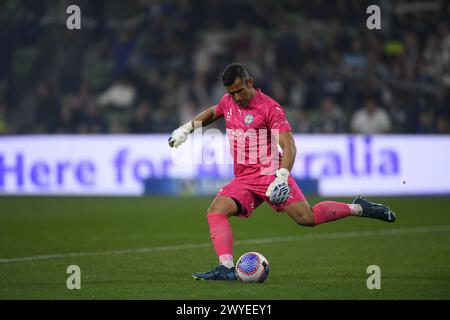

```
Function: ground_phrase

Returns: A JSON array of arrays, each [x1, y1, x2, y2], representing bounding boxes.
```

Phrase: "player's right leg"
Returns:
[[192, 180, 262, 281], [192, 197, 239, 281]]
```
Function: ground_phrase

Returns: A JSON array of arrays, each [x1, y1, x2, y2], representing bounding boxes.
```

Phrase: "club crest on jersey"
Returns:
[[244, 113, 254, 125]]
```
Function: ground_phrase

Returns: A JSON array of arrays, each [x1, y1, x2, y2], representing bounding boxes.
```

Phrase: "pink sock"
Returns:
[[312, 201, 353, 225], [207, 213, 234, 265]]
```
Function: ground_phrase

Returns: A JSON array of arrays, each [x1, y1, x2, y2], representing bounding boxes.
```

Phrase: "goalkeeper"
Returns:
[[169, 63, 396, 281]]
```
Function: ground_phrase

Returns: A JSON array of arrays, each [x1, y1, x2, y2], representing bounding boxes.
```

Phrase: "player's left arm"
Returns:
[[278, 131, 297, 172], [264, 131, 295, 205], [264, 104, 295, 204]]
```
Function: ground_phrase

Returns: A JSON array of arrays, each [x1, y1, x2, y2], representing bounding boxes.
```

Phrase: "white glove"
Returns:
[[265, 168, 291, 205], [168, 121, 194, 148]]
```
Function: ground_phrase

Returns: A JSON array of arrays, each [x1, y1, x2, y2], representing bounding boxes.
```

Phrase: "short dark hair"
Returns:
[[221, 63, 251, 86]]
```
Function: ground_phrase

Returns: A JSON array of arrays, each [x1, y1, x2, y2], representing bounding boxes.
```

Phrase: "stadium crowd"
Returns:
[[1, 0, 449, 135]]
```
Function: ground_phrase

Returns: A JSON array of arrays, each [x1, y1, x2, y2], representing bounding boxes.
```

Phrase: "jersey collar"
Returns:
[[247, 88, 262, 107]]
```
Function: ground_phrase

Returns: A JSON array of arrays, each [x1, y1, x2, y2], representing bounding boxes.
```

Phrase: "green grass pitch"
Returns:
[[0, 196, 450, 299]]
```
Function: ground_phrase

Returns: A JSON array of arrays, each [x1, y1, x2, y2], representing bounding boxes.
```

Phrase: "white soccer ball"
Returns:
[[235, 252, 270, 283]]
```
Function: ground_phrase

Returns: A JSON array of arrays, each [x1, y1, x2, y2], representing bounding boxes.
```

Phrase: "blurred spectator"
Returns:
[[78, 102, 108, 134], [436, 116, 449, 134], [97, 77, 137, 109], [416, 109, 436, 134], [129, 100, 154, 133], [56, 102, 77, 134], [0, 104, 8, 134], [342, 37, 368, 75], [309, 97, 346, 133], [350, 98, 392, 134], [33, 83, 60, 133], [275, 23, 301, 71]]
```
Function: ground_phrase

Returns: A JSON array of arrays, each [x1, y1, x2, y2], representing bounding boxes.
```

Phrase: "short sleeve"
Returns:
[[267, 105, 292, 133], [214, 95, 227, 117]]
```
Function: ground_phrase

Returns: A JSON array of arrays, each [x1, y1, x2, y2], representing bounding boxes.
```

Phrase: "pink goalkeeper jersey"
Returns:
[[215, 89, 292, 179]]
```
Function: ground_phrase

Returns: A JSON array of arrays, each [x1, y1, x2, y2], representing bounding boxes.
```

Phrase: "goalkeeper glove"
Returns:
[[168, 121, 194, 148], [265, 168, 291, 205]]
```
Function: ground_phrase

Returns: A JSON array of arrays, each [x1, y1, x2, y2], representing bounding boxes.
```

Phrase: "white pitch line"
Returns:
[[1, 225, 449, 264]]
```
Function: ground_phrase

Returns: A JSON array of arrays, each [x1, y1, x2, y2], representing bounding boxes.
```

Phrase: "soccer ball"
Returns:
[[235, 252, 270, 283]]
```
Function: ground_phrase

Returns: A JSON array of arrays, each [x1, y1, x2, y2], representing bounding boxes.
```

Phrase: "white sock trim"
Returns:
[[219, 254, 234, 268]]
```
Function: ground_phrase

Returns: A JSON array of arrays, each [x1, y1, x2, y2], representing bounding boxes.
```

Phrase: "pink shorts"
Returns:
[[214, 175, 307, 218]]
